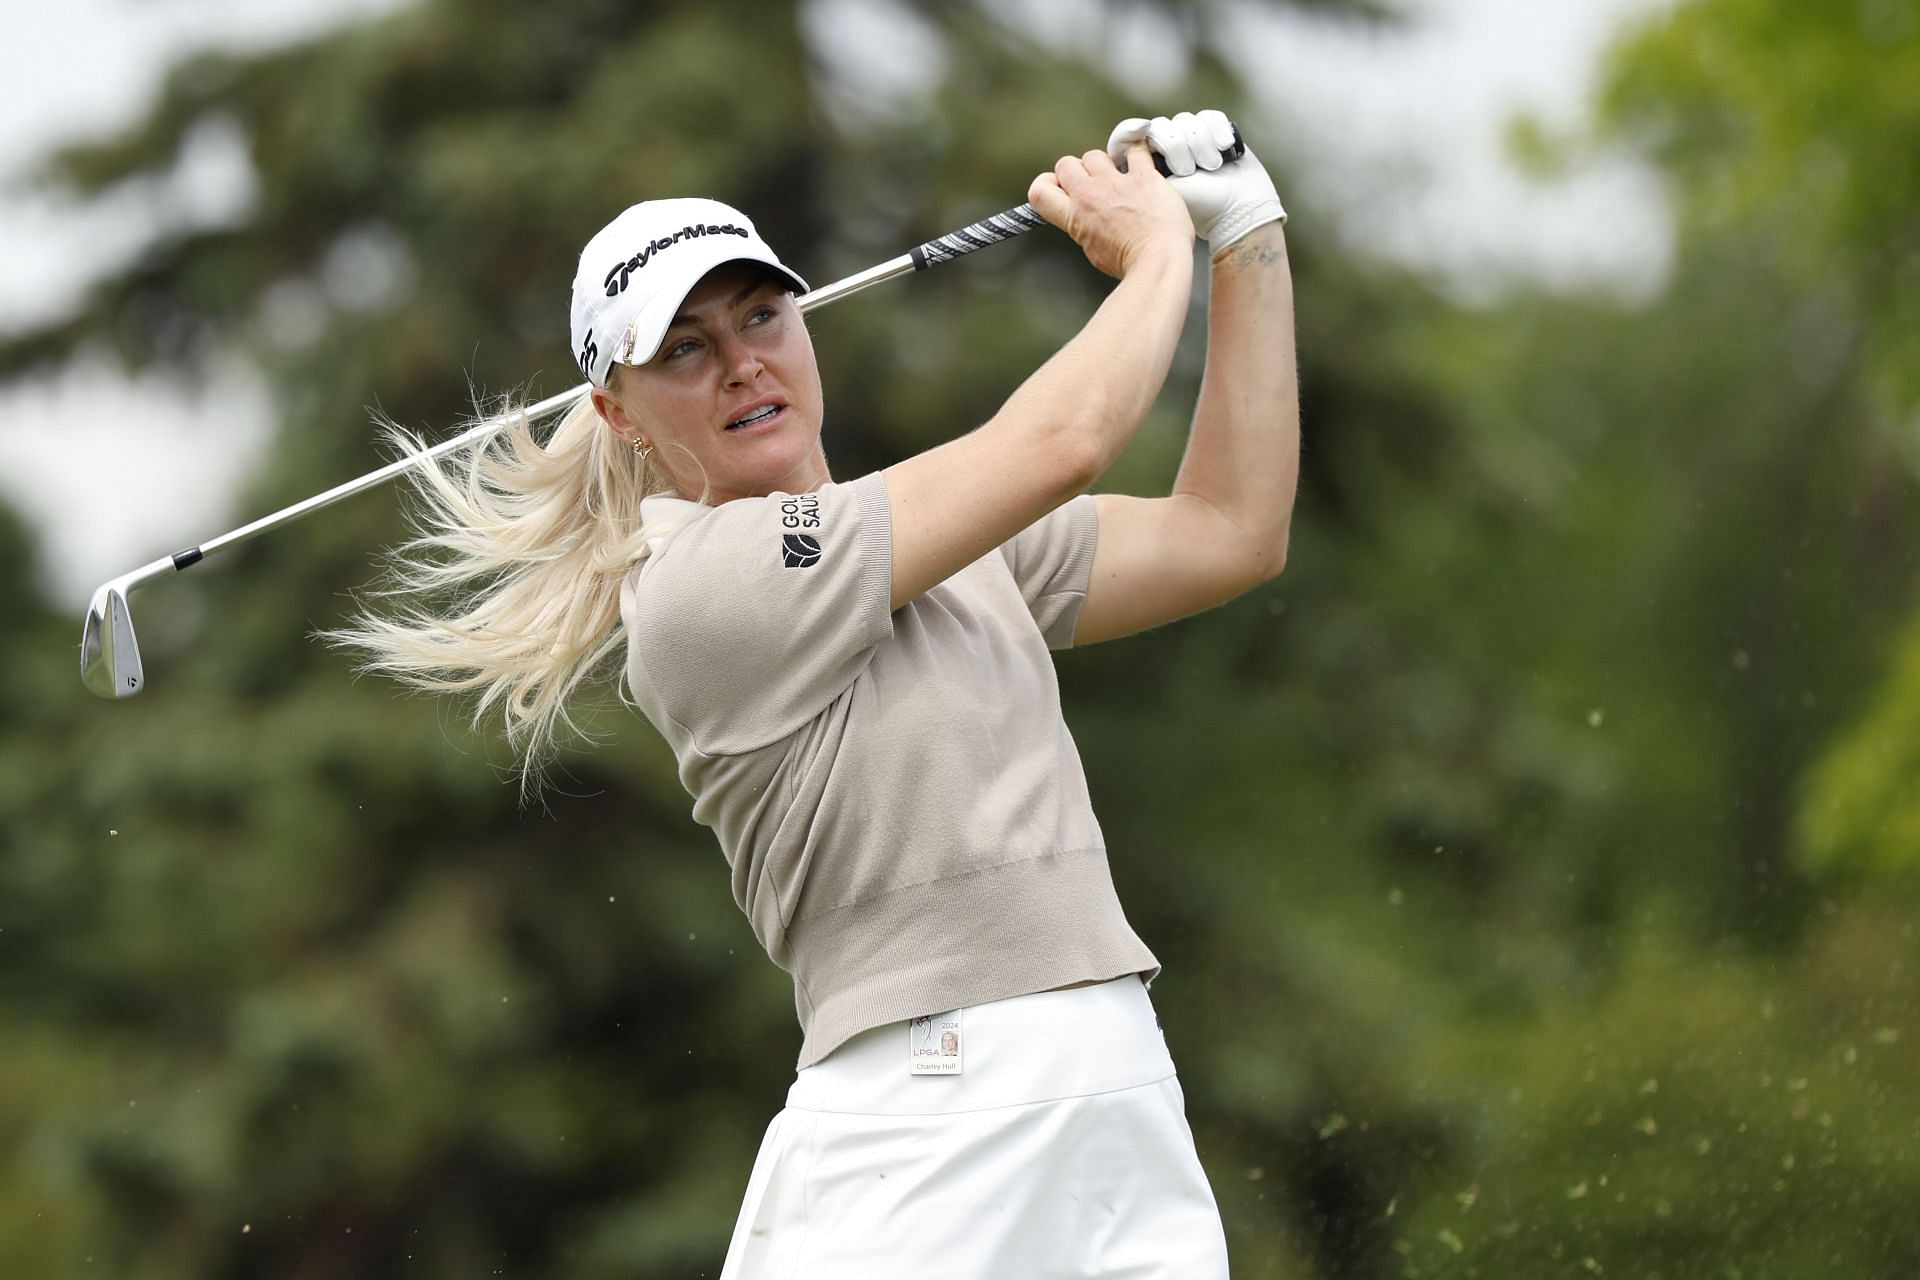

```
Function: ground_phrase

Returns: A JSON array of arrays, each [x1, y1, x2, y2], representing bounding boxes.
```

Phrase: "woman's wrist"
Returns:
[[1209, 219, 1287, 269], [1122, 229, 1196, 280]]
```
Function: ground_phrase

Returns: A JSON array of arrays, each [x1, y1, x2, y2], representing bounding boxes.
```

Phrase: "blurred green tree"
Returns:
[[1240, 1, 1920, 1272], [1598, 0, 1920, 890]]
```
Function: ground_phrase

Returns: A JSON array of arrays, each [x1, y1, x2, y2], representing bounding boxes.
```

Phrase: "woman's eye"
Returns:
[[665, 338, 699, 359], [747, 306, 777, 325]]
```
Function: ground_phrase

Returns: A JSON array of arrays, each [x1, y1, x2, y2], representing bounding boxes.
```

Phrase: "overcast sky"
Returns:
[[2, 0, 1674, 613]]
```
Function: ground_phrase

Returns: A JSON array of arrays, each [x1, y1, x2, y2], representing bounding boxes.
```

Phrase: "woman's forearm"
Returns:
[[1175, 222, 1300, 567]]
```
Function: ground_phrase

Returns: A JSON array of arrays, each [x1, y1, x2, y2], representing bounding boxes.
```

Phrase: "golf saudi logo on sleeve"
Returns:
[[779, 494, 822, 568]]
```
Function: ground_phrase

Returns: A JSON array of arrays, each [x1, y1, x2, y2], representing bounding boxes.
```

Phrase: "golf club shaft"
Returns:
[[148, 202, 1050, 586]]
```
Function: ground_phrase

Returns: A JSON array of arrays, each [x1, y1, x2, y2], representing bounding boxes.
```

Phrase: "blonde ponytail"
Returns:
[[318, 392, 668, 806]]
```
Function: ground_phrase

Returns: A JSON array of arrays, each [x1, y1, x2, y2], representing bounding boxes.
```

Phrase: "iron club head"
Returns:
[[81, 578, 144, 698]]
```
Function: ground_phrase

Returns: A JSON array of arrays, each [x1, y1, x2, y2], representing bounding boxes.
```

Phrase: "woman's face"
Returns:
[[593, 262, 828, 505]]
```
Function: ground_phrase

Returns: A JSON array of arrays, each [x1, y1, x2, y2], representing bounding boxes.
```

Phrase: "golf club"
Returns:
[[79, 127, 1254, 699], [80, 202, 1050, 699]]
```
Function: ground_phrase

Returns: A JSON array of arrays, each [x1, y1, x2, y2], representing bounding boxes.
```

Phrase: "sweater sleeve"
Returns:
[[626, 472, 895, 755], [996, 494, 1099, 650]]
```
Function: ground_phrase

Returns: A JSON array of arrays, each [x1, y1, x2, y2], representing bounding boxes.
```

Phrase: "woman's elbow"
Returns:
[[1212, 535, 1287, 600], [1049, 423, 1111, 494], [1248, 531, 1289, 586], [1204, 512, 1288, 597]]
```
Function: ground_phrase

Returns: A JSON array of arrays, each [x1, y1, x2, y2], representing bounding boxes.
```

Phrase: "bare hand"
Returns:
[[1028, 141, 1194, 279]]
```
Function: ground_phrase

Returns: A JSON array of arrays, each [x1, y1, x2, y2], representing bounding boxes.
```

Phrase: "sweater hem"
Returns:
[[784, 847, 1159, 1069]]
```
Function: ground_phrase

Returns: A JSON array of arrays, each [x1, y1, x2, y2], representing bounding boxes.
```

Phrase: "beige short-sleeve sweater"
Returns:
[[619, 471, 1159, 1068]]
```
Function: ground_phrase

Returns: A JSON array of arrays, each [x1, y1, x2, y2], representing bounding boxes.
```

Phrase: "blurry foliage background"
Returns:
[[2, 0, 1917, 1276]]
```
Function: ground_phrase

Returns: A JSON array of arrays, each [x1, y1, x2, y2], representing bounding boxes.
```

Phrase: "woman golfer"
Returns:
[[334, 109, 1296, 1276]]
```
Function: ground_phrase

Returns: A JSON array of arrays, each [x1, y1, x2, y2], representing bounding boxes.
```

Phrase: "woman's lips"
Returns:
[[725, 404, 786, 433]]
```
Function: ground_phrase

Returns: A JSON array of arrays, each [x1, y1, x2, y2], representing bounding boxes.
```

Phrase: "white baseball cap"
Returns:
[[568, 197, 808, 388]]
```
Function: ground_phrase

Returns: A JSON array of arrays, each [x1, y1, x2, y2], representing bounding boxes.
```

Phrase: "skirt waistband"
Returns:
[[785, 975, 1173, 1116]]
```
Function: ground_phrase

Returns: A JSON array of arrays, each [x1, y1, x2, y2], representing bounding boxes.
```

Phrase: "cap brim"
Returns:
[[617, 253, 809, 369]]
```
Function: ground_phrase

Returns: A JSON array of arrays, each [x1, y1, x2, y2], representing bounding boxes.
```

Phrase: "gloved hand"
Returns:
[[1106, 110, 1285, 249]]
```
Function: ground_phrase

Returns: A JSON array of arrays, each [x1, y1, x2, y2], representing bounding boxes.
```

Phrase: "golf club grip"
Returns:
[[1150, 123, 1246, 177], [909, 204, 1049, 269]]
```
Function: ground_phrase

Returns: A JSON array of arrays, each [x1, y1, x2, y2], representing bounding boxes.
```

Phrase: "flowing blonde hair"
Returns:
[[318, 386, 675, 807]]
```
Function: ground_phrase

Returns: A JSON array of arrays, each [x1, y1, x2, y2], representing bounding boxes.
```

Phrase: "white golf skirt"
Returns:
[[719, 974, 1229, 1278]]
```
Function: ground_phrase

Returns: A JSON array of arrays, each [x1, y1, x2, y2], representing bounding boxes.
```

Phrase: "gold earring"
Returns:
[[631, 439, 653, 463]]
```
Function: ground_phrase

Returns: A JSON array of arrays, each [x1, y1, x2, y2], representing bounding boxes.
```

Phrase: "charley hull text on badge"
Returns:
[[908, 1010, 963, 1076]]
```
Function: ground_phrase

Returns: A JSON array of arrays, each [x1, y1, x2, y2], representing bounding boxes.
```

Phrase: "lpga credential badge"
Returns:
[[908, 1009, 963, 1076]]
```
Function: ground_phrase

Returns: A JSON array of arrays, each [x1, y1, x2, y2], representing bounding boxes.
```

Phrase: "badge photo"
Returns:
[[908, 1009, 964, 1076]]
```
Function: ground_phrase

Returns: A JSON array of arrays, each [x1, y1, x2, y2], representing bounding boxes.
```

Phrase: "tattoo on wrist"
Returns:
[[1214, 238, 1286, 269]]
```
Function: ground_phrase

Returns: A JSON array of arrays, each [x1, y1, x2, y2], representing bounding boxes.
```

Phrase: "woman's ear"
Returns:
[[590, 385, 636, 444]]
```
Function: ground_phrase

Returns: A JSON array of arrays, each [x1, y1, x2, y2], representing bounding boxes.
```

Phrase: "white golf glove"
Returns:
[[1106, 110, 1286, 249]]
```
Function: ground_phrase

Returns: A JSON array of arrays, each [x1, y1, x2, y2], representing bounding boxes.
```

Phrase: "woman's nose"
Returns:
[[719, 337, 764, 384]]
